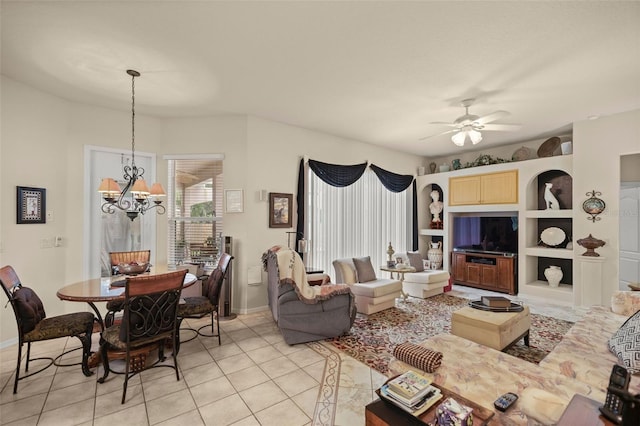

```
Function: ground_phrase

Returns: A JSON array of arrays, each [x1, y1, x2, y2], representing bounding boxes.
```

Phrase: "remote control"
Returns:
[[494, 392, 518, 412]]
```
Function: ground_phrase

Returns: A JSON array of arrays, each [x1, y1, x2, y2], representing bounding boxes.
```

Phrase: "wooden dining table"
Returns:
[[56, 267, 197, 369], [56, 266, 197, 329]]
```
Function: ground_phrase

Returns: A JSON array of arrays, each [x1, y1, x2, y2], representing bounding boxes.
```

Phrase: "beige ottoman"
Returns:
[[451, 305, 531, 351]]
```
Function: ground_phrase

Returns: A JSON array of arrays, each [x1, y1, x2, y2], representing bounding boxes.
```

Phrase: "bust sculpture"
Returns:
[[429, 190, 444, 223]]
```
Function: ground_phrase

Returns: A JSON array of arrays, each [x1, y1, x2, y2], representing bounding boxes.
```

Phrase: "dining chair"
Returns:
[[97, 269, 187, 404], [0, 265, 95, 394], [105, 250, 151, 327], [177, 253, 233, 348]]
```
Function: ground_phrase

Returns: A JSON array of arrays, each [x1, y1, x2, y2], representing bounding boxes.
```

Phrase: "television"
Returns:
[[452, 215, 518, 255]]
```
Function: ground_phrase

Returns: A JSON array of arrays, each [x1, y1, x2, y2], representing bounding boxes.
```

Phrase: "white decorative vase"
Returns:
[[544, 266, 563, 287], [427, 241, 443, 270]]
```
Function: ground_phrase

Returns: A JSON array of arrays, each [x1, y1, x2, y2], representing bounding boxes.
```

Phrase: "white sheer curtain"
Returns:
[[307, 168, 410, 280]]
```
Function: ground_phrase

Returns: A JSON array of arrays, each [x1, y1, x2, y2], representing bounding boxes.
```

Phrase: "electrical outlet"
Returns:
[[54, 236, 63, 247], [46, 210, 54, 223]]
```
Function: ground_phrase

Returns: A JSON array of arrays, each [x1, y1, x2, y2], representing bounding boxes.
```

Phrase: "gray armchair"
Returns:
[[263, 247, 356, 345]]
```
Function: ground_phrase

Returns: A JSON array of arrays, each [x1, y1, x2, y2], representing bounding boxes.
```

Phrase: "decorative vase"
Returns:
[[427, 241, 443, 270], [544, 266, 563, 287], [429, 162, 437, 174], [577, 234, 606, 257]]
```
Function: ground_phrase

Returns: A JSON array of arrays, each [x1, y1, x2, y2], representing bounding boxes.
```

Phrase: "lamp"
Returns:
[[451, 125, 483, 147], [99, 70, 166, 221]]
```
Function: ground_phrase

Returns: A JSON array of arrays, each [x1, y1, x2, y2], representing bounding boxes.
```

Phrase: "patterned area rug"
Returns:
[[326, 293, 574, 375]]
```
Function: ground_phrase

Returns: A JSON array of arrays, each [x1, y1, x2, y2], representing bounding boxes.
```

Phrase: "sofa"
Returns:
[[395, 252, 450, 298], [263, 247, 356, 345], [333, 256, 402, 314], [388, 291, 640, 424]]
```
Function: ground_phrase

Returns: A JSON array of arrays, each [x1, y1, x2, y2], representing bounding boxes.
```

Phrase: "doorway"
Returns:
[[83, 146, 158, 279], [619, 153, 640, 290]]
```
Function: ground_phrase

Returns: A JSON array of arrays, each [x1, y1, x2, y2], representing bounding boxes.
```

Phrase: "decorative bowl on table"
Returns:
[[117, 262, 149, 276]]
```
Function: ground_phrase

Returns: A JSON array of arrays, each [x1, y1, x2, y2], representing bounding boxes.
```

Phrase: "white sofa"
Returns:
[[333, 257, 402, 315], [395, 252, 450, 298]]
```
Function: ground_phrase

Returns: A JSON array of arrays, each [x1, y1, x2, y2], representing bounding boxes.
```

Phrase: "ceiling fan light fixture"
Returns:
[[469, 129, 483, 144], [451, 131, 466, 146]]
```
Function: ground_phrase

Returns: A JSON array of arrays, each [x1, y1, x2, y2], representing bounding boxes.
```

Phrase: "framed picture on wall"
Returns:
[[17, 186, 46, 224], [269, 193, 293, 228], [225, 189, 244, 213]]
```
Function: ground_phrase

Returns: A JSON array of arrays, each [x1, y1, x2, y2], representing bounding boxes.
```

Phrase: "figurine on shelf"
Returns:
[[544, 182, 560, 210], [429, 190, 444, 229]]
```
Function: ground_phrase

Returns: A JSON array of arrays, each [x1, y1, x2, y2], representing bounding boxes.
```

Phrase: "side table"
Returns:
[[380, 265, 415, 300], [557, 394, 614, 426]]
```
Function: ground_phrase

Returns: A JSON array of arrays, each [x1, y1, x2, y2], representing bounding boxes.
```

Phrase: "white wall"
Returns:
[[573, 109, 640, 305]]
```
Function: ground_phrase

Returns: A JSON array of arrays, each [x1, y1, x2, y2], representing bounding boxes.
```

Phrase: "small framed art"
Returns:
[[225, 189, 244, 213], [17, 186, 46, 224], [269, 193, 293, 228]]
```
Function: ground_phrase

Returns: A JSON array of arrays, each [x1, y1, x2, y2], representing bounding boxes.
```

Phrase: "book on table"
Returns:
[[387, 370, 432, 400], [379, 383, 443, 416], [481, 296, 512, 308]]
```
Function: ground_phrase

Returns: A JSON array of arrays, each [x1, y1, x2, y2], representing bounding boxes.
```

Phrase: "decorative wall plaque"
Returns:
[[583, 190, 605, 222]]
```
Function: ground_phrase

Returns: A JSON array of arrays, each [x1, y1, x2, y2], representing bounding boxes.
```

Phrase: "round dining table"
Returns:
[[56, 267, 197, 329]]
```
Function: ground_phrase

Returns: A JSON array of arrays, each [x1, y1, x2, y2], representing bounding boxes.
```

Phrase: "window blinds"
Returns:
[[166, 157, 224, 269], [308, 168, 410, 278]]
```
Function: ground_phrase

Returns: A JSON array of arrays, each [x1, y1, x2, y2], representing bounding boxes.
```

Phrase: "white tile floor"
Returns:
[[0, 285, 586, 425]]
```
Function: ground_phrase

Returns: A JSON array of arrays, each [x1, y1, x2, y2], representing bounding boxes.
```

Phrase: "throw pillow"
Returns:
[[406, 251, 425, 272], [353, 256, 377, 283], [13, 287, 46, 333], [608, 310, 640, 373]]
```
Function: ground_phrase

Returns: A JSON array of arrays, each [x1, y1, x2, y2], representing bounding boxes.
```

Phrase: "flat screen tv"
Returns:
[[452, 215, 518, 255]]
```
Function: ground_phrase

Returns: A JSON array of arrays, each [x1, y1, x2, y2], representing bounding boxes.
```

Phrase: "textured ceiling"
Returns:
[[2, 1, 639, 157]]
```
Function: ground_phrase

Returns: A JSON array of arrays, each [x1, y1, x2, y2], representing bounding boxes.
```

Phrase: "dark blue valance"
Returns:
[[370, 164, 414, 193], [308, 160, 367, 187]]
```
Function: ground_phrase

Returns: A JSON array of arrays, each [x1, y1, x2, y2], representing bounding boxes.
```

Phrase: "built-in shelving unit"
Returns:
[[416, 154, 576, 304]]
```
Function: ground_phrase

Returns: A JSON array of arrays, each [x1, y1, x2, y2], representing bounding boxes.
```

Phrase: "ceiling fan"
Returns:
[[421, 98, 521, 146]]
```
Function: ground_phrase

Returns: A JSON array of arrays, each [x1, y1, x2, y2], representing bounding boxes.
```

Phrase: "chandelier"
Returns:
[[98, 70, 166, 221]]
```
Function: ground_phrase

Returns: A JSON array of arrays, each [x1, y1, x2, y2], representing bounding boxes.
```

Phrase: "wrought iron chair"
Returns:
[[97, 269, 187, 404], [0, 265, 95, 394], [177, 253, 233, 347], [105, 250, 151, 327]]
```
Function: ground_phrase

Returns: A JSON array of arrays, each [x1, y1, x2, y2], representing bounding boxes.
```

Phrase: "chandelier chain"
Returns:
[[131, 72, 136, 166]]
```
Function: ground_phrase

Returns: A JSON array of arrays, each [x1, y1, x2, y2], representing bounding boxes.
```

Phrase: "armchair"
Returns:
[[332, 256, 402, 314], [263, 247, 356, 345]]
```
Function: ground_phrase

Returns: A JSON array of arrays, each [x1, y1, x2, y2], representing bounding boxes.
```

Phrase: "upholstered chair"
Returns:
[[0, 265, 95, 394], [104, 250, 151, 327], [97, 269, 187, 404]]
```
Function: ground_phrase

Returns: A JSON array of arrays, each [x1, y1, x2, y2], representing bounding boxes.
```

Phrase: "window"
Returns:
[[308, 168, 410, 276], [166, 155, 224, 269]]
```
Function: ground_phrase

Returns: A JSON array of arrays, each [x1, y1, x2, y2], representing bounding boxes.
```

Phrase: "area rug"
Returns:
[[326, 294, 574, 375]]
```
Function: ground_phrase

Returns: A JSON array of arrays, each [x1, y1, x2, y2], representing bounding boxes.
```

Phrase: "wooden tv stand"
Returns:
[[451, 250, 517, 295]]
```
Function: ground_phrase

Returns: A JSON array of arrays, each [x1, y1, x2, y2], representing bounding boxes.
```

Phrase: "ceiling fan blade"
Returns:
[[419, 128, 457, 141], [429, 121, 459, 127], [481, 123, 522, 131], [475, 110, 509, 125]]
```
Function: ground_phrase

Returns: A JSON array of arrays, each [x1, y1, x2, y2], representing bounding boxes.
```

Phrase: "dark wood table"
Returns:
[[366, 383, 494, 426], [557, 394, 615, 426], [56, 267, 196, 328], [56, 267, 196, 369]]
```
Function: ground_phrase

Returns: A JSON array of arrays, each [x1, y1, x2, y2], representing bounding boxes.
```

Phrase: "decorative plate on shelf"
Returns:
[[511, 146, 531, 161], [537, 137, 561, 157], [540, 227, 566, 247]]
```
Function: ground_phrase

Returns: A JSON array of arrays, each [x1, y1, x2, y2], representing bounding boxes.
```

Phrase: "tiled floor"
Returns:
[[0, 285, 586, 425]]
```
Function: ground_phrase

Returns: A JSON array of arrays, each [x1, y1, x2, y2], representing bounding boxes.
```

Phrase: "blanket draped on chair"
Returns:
[[262, 246, 352, 304]]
